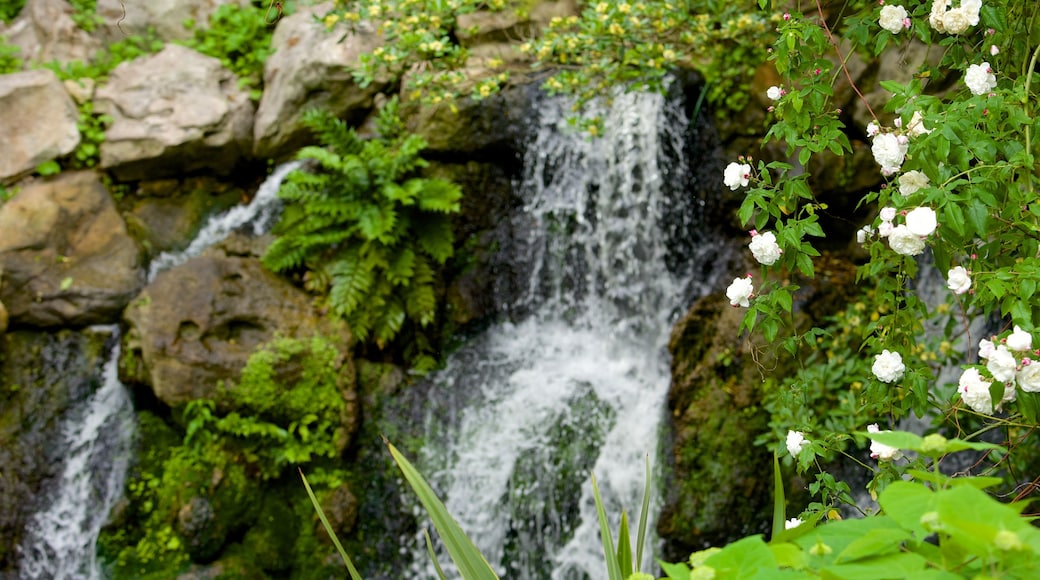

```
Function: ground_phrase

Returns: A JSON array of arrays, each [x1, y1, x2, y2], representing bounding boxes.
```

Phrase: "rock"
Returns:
[[95, 0, 251, 43], [0, 171, 143, 327], [176, 496, 224, 562], [242, 494, 299, 573], [120, 242, 349, 407], [456, 0, 578, 46], [0, 69, 80, 180], [95, 44, 255, 181], [316, 484, 358, 544], [657, 293, 774, 558], [0, 328, 113, 570], [252, 2, 384, 159], [1, 0, 102, 66]]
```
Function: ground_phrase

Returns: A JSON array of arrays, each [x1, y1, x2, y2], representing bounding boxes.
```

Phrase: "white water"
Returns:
[[147, 159, 305, 280], [412, 90, 694, 579], [17, 162, 305, 578], [17, 328, 133, 580]]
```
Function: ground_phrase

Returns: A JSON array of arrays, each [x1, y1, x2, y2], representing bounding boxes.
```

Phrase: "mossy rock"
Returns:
[[240, 491, 298, 574]]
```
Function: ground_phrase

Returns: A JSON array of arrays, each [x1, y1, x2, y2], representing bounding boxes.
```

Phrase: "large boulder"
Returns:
[[0, 171, 143, 327], [0, 69, 80, 180], [95, 44, 255, 181], [252, 2, 383, 159], [95, 0, 251, 42], [120, 238, 351, 407], [0, 0, 101, 66]]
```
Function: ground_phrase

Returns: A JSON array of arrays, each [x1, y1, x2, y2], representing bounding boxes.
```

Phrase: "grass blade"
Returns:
[[591, 472, 623, 580], [387, 441, 500, 580], [635, 454, 651, 569], [424, 529, 449, 580], [616, 511, 632, 576], [299, 469, 364, 580], [771, 452, 786, 540]]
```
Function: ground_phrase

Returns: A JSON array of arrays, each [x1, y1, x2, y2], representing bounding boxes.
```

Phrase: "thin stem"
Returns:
[[814, 0, 879, 123], [1023, 42, 1040, 191]]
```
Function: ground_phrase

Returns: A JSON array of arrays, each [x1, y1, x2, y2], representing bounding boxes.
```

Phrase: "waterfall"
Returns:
[[16, 162, 305, 579], [410, 89, 696, 579], [146, 159, 305, 280], [17, 327, 133, 580]]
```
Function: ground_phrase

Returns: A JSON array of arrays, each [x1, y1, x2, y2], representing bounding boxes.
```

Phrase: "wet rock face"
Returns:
[[0, 171, 143, 328], [120, 246, 335, 407]]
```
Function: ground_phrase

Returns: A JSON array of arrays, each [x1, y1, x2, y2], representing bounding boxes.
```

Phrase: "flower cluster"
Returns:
[[958, 327, 1040, 414], [866, 205, 938, 256], [929, 0, 982, 35]]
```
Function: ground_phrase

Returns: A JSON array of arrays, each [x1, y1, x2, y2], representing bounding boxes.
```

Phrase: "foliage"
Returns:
[[68, 0, 102, 32], [263, 99, 461, 368], [0, 35, 21, 73], [180, 1, 278, 101], [0, 0, 22, 23]]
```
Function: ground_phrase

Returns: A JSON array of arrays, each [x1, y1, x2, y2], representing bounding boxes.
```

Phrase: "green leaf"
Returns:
[[617, 511, 632, 577], [635, 455, 651, 572], [300, 470, 364, 580], [591, 472, 624, 580], [387, 442, 500, 580], [771, 452, 785, 541]]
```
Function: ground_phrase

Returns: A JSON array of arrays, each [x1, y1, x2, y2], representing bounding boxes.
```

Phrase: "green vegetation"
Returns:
[[263, 99, 462, 370], [0, 0, 22, 23], [180, 2, 280, 101], [0, 36, 21, 73], [68, 0, 102, 32]]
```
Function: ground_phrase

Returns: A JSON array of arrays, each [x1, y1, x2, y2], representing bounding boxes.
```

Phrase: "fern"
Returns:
[[264, 100, 462, 364]]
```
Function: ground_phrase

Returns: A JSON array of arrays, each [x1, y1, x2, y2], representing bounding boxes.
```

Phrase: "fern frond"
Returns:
[[386, 248, 416, 286], [416, 178, 462, 213], [297, 146, 344, 173], [301, 108, 362, 156], [262, 237, 310, 272], [358, 202, 397, 243], [373, 296, 407, 348], [415, 215, 456, 264], [328, 249, 374, 318]]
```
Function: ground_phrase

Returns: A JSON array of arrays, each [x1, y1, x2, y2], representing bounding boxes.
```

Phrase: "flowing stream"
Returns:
[[16, 162, 303, 579], [410, 90, 700, 579]]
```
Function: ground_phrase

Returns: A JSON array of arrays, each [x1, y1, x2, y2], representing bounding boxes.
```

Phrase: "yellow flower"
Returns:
[[367, 5, 381, 17], [323, 13, 340, 27], [595, 2, 608, 13], [618, 2, 631, 13], [608, 22, 624, 35]]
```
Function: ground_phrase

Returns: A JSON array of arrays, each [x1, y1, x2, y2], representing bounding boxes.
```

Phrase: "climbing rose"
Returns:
[[942, 8, 972, 33], [872, 350, 905, 383], [907, 111, 932, 137], [879, 207, 897, 222], [958, 368, 993, 414], [723, 162, 752, 190], [888, 225, 926, 256], [1006, 325, 1033, 352], [866, 121, 880, 137], [749, 231, 782, 265], [946, 266, 971, 295], [856, 225, 874, 244], [965, 62, 997, 95], [898, 170, 930, 196], [986, 345, 1018, 383], [979, 338, 996, 360], [879, 5, 908, 34], [871, 133, 908, 174], [1017, 362, 1040, 393], [878, 221, 894, 238], [786, 430, 808, 456], [726, 275, 753, 307], [766, 86, 783, 101], [905, 207, 938, 237], [867, 424, 903, 461]]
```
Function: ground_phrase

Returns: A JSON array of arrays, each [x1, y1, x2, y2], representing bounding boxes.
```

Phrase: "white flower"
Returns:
[[726, 275, 754, 307], [1006, 326, 1033, 352], [965, 62, 997, 95], [766, 86, 783, 101], [878, 221, 894, 238], [946, 266, 971, 295], [879, 5, 908, 34], [905, 207, 938, 237], [979, 338, 996, 360], [907, 111, 932, 137], [749, 231, 782, 265], [871, 133, 908, 174], [880, 207, 897, 222], [990, 45, 1000, 56], [929, 0, 950, 32], [960, 0, 982, 24], [888, 225, 926, 256], [786, 430, 809, 456], [724, 162, 751, 190], [986, 345, 1018, 383], [898, 170, 930, 196], [1017, 362, 1040, 393], [857, 225, 874, 244], [785, 518, 804, 530], [867, 424, 903, 461], [942, 8, 972, 33], [958, 367, 993, 414], [866, 121, 880, 137], [872, 349, 905, 383]]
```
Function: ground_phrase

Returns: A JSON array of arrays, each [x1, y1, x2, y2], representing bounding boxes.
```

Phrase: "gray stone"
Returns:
[[0, 171, 143, 327], [1, 0, 101, 66], [95, 0, 251, 43], [95, 44, 254, 180], [0, 69, 80, 180], [252, 2, 383, 159]]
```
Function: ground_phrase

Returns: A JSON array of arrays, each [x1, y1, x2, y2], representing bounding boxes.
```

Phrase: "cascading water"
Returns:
[[16, 162, 304, 579], [410, 89, 699, 579]]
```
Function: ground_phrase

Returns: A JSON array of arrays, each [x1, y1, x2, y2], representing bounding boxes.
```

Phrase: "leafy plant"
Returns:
[[68, 0, 102, 32], [263, 99, 462, 367], [0, 0, 22, 23], [0, 35, 22, 73], [180, 2, 277, 101]]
